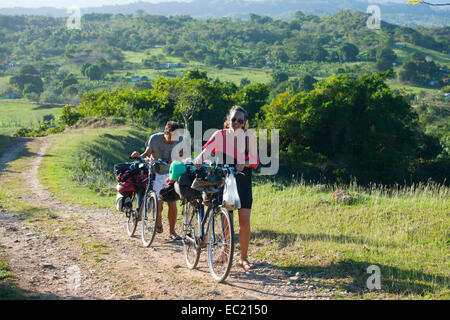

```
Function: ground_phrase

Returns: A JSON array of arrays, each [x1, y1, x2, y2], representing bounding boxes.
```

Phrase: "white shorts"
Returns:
[[153, 173, 169, 200]]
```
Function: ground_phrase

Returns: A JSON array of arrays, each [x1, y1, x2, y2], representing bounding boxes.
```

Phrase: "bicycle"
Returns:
[[127, 156, 168, 247], [181, 164, 243, 283], [114, 160, 147, 238]]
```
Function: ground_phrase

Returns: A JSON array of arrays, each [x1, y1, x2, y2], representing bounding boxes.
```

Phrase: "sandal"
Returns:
[[168, 233, 182, 241], [238, 259, 255, 271], [156, 224, 163, 234]]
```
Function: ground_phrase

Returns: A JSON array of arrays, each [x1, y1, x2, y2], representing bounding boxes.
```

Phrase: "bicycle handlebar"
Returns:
[[195, 163, 245, 176], [129, 157, 168, 167]]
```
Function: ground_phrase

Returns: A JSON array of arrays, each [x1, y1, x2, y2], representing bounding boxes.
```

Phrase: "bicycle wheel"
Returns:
[[141, 191, 159, 247], [126, 194, 138, 237], [182, 202, 201, 269], [207, 207, 234, 283]]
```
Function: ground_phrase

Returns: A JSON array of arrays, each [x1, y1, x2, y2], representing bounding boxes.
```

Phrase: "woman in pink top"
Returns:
[[194, 106, 258, 271]]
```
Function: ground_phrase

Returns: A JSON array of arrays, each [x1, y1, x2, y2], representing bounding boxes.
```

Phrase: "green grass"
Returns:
[[0, 253, 24, 300], [39, 126, 152, 209], [0, 99, 64, 135], [115, 64, 270, 86], [119, 47, 271, 85], [394, 43, 450, 66], [248, 179, 449, 299], [0, 76, 11, 88], [385, 79, 438, 95]]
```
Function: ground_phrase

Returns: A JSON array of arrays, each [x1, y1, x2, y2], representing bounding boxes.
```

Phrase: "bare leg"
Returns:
[[157, 200, 163, 228], [167, 201, 178, 234], [237, 208, 255, 270], [238, 208, 251, 262]]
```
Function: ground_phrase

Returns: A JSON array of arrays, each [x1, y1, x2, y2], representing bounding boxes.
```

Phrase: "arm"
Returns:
[[193, 130, 221, 168], [131, 134, 154, 159], [130, 147, 152, 159], [140, 147, 152, 159], [193, 147, 212, 168]]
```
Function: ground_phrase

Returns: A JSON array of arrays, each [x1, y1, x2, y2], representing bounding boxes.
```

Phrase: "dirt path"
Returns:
[[0, 137, 332, 300]]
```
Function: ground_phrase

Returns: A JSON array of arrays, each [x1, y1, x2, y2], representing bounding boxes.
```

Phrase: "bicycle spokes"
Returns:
[[207, 208, 234, 283]]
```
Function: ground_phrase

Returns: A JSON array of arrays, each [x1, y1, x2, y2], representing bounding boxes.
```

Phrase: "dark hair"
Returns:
[[164, 121, 180, 134], [224, 105, 249, 130]]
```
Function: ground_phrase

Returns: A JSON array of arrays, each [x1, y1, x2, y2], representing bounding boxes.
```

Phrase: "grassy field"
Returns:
[[38, 126, 450, 299], [0, 76, 10, 88], [0, 99, 65, 156], [118, 47, 271, 85], [394, 43, 450, 66], [251, 179, 449, 299], [0, 99, 64, 134], [39, 126, 152, 208]]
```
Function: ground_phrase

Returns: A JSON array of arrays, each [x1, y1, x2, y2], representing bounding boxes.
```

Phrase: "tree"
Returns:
[[376, 45, 397, 71], [61, 73, 78, 89], [81, 63, 91, 76], [261, 71, 421, 184], [298, 74, 317, 91], [184, 70, 208, 80], [22, 83, 42, 97], [271, 71, 289, 87], [85, 64, 103, 81], [339, 43, 359, 62], [240, 78, 251, 88], [60, 104, 82, 126], [10, 65, 44, 95], [95, 57, 113, 76], [237, 83, 270, 123]]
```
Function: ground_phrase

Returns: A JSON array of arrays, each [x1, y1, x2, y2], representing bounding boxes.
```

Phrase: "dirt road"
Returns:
[[0, 137, 332, 300]]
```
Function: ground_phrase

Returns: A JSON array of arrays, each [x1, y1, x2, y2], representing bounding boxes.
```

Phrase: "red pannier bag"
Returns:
[[115, 165, 149, 195]]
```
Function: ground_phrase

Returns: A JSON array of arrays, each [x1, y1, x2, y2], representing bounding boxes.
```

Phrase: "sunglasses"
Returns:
[[231, 118, 245, 124]]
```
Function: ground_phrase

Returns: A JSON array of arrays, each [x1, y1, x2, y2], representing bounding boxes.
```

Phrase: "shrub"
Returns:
[[70, 154, 115, 192], [60, 104, 82, 126]]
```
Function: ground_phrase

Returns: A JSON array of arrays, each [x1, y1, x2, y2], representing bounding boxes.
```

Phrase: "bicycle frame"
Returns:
[[185, 169, 236, 247], [139, 158, 167, 217]]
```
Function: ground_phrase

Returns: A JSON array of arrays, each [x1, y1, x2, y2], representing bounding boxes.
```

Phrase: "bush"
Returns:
[[70, 154, 115, 193], [11, 124, 63, 137], [60, 104, 82, 126]]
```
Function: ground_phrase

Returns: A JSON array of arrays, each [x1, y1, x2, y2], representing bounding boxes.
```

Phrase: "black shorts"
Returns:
[[235, 167, 253, 210]]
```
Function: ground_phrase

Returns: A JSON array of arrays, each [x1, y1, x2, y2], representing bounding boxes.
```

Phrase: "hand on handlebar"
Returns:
[[193, 155, 203, 169], [130, 151, 140, 159]]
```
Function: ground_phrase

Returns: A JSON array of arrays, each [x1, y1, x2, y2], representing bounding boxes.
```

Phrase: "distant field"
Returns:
[[394, 43, 450, 66], [0, 76, 10, 88], [386, 79, 439, 95], [0, 99, 64, 135], [119, 47, 271, 85]]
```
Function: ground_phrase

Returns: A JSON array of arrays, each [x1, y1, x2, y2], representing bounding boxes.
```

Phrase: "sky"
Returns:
[[0, 0, 191, 9], [0, 0, 410, 9]]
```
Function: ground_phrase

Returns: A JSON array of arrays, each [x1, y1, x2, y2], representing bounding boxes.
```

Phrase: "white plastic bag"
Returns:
[[223, 174, 241, 211]]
